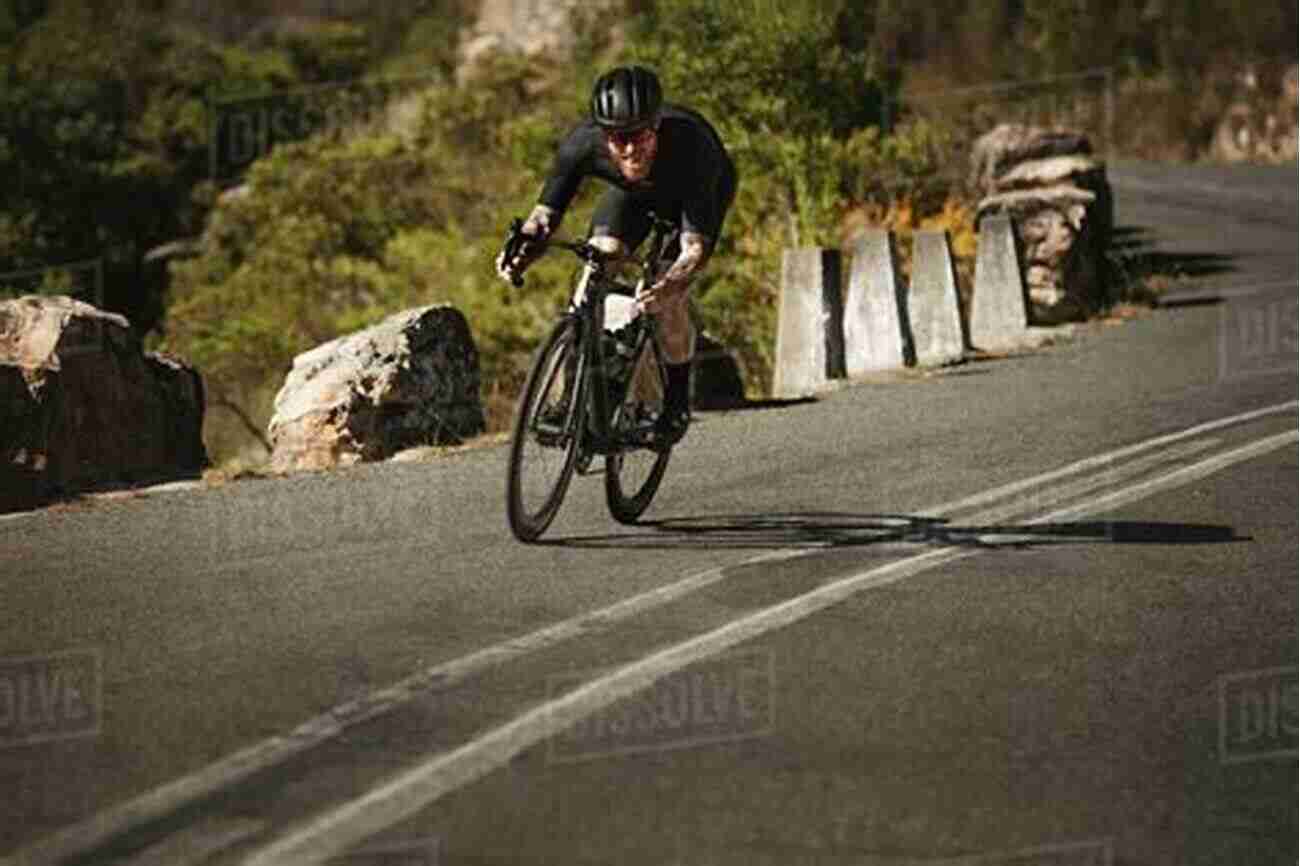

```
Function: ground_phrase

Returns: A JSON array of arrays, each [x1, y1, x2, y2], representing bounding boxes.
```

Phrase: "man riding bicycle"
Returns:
[[497, 65, 737, 445]]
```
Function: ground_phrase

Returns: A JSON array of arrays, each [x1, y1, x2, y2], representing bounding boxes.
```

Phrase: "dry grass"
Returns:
[[390, 431, 511, 463], [482, 382, 522, 435], [1098, 303, 1152, 326]]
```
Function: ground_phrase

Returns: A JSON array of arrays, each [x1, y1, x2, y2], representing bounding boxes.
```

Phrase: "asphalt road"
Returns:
[[0, 159, 1295, 865]]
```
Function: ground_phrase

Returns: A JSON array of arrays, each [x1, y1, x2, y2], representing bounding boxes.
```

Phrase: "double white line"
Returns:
[[8, 402, 1296, 865], [250, 417, 1297, 865]]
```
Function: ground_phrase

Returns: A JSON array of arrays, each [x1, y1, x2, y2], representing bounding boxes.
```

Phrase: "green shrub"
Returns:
[[161, 60, 585, 458], [164, 0, 973, 458]]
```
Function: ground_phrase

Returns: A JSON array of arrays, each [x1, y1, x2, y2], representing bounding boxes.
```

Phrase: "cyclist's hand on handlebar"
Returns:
[[495, 240, 538, 286], [496, 205, 556, 286]]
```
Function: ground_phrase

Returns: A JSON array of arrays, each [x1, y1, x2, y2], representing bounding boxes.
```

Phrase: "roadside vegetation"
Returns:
[[2, 0, 1295, 466]]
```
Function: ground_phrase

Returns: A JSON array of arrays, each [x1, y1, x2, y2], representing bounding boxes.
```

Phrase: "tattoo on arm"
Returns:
[[660, 232, 711, 286], [525, 204, 558, 238]]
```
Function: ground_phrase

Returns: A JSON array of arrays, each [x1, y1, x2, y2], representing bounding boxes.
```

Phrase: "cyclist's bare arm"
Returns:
[[637, 231, 710, 314], [523, 204, 558, 238], [496, 204, 560, 282]]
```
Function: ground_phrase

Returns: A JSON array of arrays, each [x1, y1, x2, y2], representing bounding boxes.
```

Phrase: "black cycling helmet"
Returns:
[[590, 65, 663, 131]]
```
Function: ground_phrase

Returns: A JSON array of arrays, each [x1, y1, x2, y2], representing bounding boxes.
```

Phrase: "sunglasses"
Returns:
[[604, 125, 656, 149]]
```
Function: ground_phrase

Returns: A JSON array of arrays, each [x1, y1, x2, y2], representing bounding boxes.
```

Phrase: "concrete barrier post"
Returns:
[[970, 215, 1029, 350], [844, 230, 912, 374], [773, 248, 845, 398], [908, 230, 966, 367]]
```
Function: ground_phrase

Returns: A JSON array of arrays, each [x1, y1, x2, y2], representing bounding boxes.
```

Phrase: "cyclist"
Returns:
[[497, 64, 737, 445]]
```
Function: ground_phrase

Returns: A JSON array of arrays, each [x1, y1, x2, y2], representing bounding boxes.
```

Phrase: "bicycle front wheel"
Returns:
[[507, 317, 586, 542]]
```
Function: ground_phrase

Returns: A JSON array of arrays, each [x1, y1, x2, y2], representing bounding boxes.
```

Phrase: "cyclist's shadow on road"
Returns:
[[542, 511, 1247, 550]]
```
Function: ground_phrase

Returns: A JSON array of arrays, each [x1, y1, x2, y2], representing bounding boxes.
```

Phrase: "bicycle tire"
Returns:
[[604, 344, 672, 524], [507, 317, 586, 541]]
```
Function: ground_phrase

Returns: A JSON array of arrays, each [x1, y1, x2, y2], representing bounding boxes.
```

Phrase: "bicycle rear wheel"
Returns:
[[507, 318, 586, 541], [605, 342, 671, 524]]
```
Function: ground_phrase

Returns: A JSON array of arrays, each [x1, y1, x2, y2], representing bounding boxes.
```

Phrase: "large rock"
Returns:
[[971, 124, 1113, 322], [458, 0, 620, 80], [993, 154, 1113, 244], [967, 124, 1093, 197], [268, 306, 485, 473], [1, 295, 207, 512]]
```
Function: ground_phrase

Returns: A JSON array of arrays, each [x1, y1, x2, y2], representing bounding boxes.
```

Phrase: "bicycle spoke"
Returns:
[[605, 342, 671, 524]]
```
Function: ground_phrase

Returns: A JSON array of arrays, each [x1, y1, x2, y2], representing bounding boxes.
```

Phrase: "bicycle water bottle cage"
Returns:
[[602, 329, 636, 384]]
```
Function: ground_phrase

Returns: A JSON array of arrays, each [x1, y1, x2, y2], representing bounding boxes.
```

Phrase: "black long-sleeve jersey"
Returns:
[[537, 103, 736, 241]]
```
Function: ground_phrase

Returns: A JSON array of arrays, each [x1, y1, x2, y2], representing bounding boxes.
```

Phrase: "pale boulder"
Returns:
[[267, 306, 485, 473], [971, 124, 1113, 322]]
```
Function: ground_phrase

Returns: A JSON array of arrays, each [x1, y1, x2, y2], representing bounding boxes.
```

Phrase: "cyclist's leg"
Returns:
[[656, 165, 736, 442], [584, 189, 655, 426], [591, 183, 656, 367], [655, 291, 694, 445], [590, 187, 650, 365], [589, 186, 654, 258]]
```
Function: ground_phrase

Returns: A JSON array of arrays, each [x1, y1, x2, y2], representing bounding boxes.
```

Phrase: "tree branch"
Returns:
[[209, 390, 272, 454]]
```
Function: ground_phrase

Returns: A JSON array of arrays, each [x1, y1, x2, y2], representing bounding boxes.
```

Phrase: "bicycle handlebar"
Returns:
[[501, 214, 678, 289]]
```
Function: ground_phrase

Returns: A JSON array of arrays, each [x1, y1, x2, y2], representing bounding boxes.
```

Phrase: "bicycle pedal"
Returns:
[[535, 431, 566, 448]]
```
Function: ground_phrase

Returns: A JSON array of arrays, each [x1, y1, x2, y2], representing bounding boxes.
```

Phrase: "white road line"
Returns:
[[920, 400, 1295, 519], [941, 436, 1222, 531], [2, 551, 802, 866], [126, 818, 265, 866], [244, 428, 1297, 866], [0, 480, 206, 524], [5, 401, 1293, 865], [1033, 429, 1297, 525]]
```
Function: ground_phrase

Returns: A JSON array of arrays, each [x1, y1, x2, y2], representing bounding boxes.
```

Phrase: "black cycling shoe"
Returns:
[[574, 443, 596, 474], [533, 404, 568, 447], [653, 406, 690, 449]]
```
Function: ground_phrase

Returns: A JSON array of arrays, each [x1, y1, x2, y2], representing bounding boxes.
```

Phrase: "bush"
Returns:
[[608, 0, 901, 394], [161, 60, 593, 460], [164, 0, 985, 461]]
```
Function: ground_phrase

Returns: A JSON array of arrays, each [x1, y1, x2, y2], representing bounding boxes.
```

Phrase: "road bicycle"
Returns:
[[502, 214, 679, 542]]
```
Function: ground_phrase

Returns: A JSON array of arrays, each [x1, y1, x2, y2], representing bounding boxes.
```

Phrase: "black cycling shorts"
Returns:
[[589, 160, 737, 257]]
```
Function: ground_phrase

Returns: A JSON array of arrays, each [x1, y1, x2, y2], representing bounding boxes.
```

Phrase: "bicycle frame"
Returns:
[[504, 213, 681, 539], [569, 269, 668, 456], [505, 214, 679, 456]]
